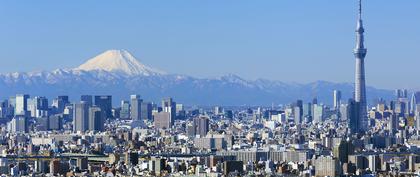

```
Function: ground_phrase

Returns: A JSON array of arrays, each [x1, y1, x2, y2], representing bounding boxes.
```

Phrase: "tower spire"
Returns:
[[359, 0, 362, 19], [355, 0, 366, 52], [351, 0, 368, 134]]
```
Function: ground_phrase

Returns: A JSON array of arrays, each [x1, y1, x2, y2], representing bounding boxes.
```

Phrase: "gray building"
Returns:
[[162, 98, 176, 122], [303, 103, 312, 123], [193, 116, 210, 137], [52, 96, 69, 114], [353, 0, 368, 132], [73, 101, 89, 133], [141, 102, 152, 120], [120, 100, 130, 119], [315, 156, 341, 177], [7, 116, 28, 133], [294, 106, 303, 124], [334, 90, 342, 110], [154, 112, 171, 129], [88, 106, 104, 132], [313, 104, 324, 123], [130, 95, 142, 121], [48, 115, 62, 130]]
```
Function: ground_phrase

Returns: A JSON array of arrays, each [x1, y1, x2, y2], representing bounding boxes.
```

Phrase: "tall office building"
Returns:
[[88, 106, 104, 132], [193, 116, 210, 137], [120, 100, 130, 119], [315, 156, 341, 177], [154, 112, 171, 129], [141, 102, 152, 120], [94, 95, 112, 119], [388, 114, 398, 134], [176, 103, 186, 119], [29, 96, 49, 118], [333, 90, 342, 110], [294, 106, 302, 125], [303, 103, 312, 123], [48, 115, 62, 130], [333, 139, 354, 164], [395, 89, 408, 99], [130, 95, 142, 121], [81, 95, 93, 106], [410, 92, 420, 115], [52, 96, 69, 114], [15, 94, 29, 116], [313, 104, 324, 123], [340, 104, 349, 121], [214, 106, 223, 115], [348, 99, 360, 134], [154, 98, 176, 129], [294, 100, 303, 124], [7, 116, 28, 133], [162, 98, 176, 122], [73, 101, 89, 133], [352, 0, 368, 133]]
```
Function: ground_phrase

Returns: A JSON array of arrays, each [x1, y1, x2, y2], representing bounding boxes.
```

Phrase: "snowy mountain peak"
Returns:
[[76, 49, 165, 76]]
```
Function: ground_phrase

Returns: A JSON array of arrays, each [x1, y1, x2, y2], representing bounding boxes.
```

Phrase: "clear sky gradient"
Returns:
[[0, 1, 419, 89]]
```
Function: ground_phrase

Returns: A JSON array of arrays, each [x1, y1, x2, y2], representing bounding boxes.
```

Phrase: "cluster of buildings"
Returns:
[[0, 1, 416, 177], [1, 88, 420, 176]]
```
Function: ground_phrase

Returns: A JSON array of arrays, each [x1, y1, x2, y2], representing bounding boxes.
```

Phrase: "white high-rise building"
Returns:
[[15, 94, 29, 116]]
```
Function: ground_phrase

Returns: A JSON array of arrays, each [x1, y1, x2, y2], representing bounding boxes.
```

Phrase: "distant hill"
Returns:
[[0, 50, 393, 106]]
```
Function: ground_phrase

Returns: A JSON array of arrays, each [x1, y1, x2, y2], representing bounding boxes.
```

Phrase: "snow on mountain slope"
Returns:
[[0, 49, 394, 105], [76, 49, 165, 76]]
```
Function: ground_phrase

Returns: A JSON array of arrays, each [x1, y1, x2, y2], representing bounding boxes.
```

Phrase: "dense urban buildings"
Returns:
[[2, 80, 420, 177], [0, 1, 418, 177]]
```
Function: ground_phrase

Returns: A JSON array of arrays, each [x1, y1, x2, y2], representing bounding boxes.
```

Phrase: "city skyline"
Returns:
[[0, 1, 420, 176], [0, 1, 419, 89]]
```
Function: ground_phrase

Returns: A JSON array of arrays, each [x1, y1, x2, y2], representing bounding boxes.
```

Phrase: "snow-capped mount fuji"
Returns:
[[76, 49, 165, 76], [0, 49, 393, 105]]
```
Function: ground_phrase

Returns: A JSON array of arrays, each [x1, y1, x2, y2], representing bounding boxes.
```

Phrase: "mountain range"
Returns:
[[0, 50, 393, 106]]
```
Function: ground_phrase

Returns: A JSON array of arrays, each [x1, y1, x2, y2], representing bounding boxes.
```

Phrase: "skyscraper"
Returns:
[[120, 100, 130, 119], [303, 103, 312, 123], [313, 104, 324, 123], [94, 95, 112, 119], [15, 94, 29, 116], [352, 0, 368, 133], [193, 116, 210, 137], [88, 106, 104, 132], [141, 102, 152, 120], [52, 96, 69, 114], [130, 95, 142, 121], [294, 106, 302, 125], [410, 92, 420, 115], [333, 90, 342, 110], [388, 114, 398, 134], [7, 116, 28, 133], [29, 96, 49, 118], [73, 101, 89, 133], [395, 89, 408, 99], [294, 100, 303, 124], [48, 115, 62, 130], [162, 98, 176, 122], [348, 99, 360, 134], [81, 95, 93, 106], [154, 98, 176, 129]]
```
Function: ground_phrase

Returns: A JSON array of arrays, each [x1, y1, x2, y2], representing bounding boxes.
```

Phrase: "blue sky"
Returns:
[[0, 1, 419, 89]]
